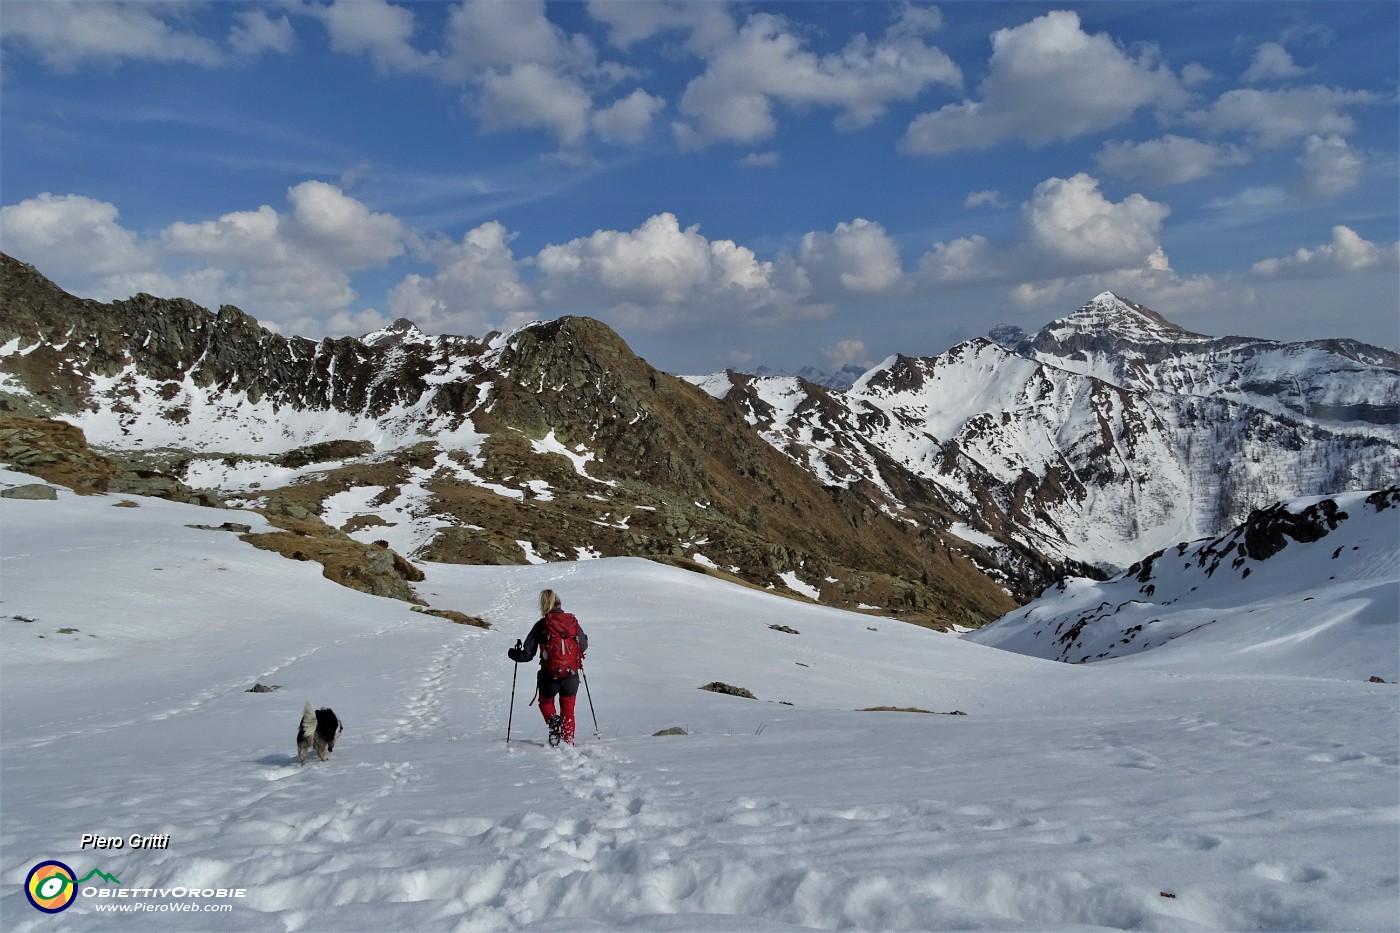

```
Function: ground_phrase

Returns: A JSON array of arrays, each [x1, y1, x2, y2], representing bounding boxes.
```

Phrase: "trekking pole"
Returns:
[[580, 666, 600, 738], [506, 639, 522, 745]]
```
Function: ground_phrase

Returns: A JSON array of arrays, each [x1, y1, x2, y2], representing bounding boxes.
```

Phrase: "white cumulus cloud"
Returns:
[[442, 0, 588, 73], [284, 181, 407, 268], [386, 210, 911, 335], [739, 151, 781, 168], [158, 181, 405, 321], [162, 205, 287, 268], [798, 219, 904, 294], [315, 0, 433, 74], [389, 222, 534, 336], [1298, 134, 1364, 199], [1252, 226, 1400, 279], [918, 234, 1002, 285], [593, 89, 666, 145], [921, 174, 1172, 283], [1184, 85, 1378, 148], [823, 339, 872, 370], [916, 173, 1243, 314], [1009, 261, 1252, 318], [473, 63, 595, 148], [1096, 135, 1251, 185], [537, 213, 767, 304], [532, 212, 825, 329], [0, 192, 189, 304], [229, 9, 295, 58], [1022, 174, 1170, 270], [586, 0, 736, 53], [1242, 42, 1307, 84], [0, 0, 225, 69], [308, 0, 644, 151], [964, 190, 1007, 209], [902, 10, 1186, 154], [675, 10, 960, 148]]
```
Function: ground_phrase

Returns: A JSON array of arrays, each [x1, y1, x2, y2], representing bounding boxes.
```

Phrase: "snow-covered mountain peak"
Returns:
[[1034, 292, 1211, 351], [685, 288, 1397, 578], [849, 352, 928, 395], [986, 294, 1400, 431], [362, 317, 430, 348]]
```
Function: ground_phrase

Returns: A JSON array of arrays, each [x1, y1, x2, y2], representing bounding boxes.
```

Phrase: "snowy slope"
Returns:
[[2, 470, 1397, 931], [966, 488, 1400, 679]]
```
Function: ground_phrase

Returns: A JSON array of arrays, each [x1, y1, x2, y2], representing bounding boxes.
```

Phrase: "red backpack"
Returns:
[[540, 611, 583, 678]]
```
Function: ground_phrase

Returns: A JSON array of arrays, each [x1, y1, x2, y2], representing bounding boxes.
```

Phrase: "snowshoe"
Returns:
[[547, 714, 564, 747]]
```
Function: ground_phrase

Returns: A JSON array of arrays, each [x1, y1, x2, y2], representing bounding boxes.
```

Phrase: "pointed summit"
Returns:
[[987, 293, 1207, 358], [1011, 293, 1215, 366], [362, 317, 429, 348], [1053, 293, 1206, 343]]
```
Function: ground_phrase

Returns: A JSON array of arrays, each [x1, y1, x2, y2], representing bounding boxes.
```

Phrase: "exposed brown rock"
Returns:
[[411, 606, 490, 628], [0, 255, 1016, 629], [240, 529, 425, 604]]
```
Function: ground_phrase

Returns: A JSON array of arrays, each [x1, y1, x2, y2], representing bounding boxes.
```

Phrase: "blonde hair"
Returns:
[[539, 589, 562, 616]]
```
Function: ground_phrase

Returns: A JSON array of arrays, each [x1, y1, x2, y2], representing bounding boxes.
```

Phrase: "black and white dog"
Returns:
[[296, 702, 343, 766]]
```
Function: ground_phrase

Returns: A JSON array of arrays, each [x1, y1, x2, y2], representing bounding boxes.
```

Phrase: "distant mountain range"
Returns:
[[753, 363, 869, 392], [2, 252, 1396, 627], [686, 292, 1399, 571]]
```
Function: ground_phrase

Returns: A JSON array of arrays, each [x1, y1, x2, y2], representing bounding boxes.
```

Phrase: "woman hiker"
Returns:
[[508, 589, 589, 745]]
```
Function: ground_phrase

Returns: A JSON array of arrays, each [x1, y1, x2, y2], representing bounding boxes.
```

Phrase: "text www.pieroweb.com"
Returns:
[[93, 902, 235, 913], [84, 886, 245, 913]]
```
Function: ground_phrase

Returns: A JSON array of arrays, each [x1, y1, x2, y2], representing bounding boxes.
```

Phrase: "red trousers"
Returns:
[[539, 693, 576, 744]]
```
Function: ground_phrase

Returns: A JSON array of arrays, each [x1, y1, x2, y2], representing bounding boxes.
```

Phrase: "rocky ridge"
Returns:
[[0, 254, 1013, 630]]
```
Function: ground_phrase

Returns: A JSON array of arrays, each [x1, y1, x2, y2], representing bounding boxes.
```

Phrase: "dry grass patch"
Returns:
[[411, 606, 490, 628], [241, 508, 425, 604]]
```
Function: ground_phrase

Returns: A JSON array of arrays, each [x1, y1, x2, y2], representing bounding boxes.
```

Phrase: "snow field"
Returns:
[[1, 471, 1397, 931], [969, 489, 1400, 679]]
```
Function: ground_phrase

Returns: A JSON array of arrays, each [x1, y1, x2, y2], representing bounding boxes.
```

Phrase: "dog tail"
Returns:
[[300, 701, 316, 733]]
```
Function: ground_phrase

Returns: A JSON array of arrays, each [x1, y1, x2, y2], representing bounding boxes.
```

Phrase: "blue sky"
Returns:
[[2, 1, 1396, 375]]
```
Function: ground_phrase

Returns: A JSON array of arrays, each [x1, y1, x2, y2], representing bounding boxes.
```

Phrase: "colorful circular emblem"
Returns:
[[25, 860, 78, 913]]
